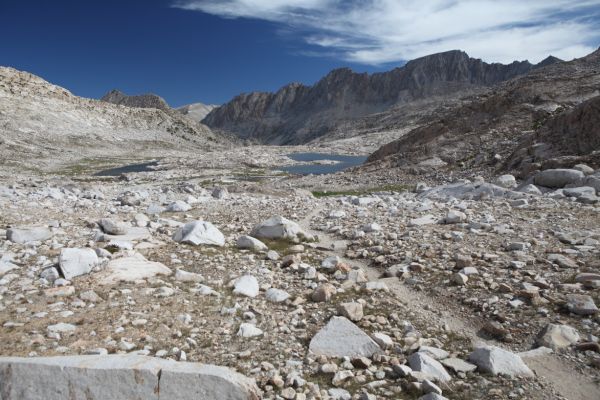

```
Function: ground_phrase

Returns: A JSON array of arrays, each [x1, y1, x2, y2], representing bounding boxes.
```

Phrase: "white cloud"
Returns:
[[173, 0, 600, 64]]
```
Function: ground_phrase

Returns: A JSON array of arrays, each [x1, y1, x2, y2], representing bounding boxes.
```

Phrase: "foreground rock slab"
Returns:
[[99, 252, 172, 285], [309, 316, 381, 358], [0, 354, 260, 400]]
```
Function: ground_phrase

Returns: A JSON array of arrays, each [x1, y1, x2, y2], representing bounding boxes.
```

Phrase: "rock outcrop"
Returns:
[[101, 89, 170, 111]]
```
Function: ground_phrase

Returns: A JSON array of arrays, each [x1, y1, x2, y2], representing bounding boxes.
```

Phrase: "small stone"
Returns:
[[237, 323, 263, 338], [337, 302, 363, 322], [166, 200, 191, 212], [236, 235, 268, 251], [174, 269, 204, 283], [233, 275, 259, 298], [265, 288, 290, 303], [98, 219, 129, 235], [311, 284, 336, 302], [566, 294, 598, 315], [440, 358, 477, 373], [372, 332, 394, 349], [444, 210, 467, 224]]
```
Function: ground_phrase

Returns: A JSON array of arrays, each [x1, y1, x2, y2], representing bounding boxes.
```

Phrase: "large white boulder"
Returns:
[[6, 226, 52, 244], [534, 169, 584, 188], [250, 216, 309, 241], [58, 248, 98, 279], [469, 345, 533, 377], [173, 221, 225, 246], [309, 316, 381, 358], [99, 253, 172, 285], [0, 354, 260, 400]]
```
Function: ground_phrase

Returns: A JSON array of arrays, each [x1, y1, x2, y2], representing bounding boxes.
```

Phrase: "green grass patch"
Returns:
[[312, 184, 413, 198]]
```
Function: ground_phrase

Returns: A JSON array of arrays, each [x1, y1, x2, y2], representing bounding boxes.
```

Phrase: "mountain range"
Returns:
[[202, 50, 561, 145]]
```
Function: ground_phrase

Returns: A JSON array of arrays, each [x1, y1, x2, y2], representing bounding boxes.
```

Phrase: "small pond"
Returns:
[[95, 161, 159, 176], [281, 153, 368, 175]]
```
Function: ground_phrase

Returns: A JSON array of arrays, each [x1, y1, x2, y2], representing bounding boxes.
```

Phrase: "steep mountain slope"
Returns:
[[0, 67, 222, 171], [101, 89, 170, 111], [177, 102, 217, 122], [366, 48, 600, 177], [204, 50, 559, 145]]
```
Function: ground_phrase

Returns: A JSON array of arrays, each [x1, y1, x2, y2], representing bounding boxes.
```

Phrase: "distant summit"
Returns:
[[177, 102, 218, 122], [101, 89, 170, 111]]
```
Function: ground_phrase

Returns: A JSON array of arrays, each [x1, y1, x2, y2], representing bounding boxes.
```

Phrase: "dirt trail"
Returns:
[[300, 205, 600, 400]]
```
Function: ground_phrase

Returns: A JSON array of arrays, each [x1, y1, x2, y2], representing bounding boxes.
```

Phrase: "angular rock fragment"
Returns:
[[536, 323, 579, 350], [408, 352, 451, 382], [309, 317, 381, 358], [468, 345, 533, 377], [58, 248, 98, 279]]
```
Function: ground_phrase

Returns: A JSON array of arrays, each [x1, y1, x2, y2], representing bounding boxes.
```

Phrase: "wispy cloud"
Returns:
[[173, 0, 600, 64]]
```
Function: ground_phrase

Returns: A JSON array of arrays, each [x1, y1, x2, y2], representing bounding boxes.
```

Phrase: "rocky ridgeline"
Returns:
[[0, 67, 222, 172], [1, 162, 599, 399], [204, 50, 558, 145]]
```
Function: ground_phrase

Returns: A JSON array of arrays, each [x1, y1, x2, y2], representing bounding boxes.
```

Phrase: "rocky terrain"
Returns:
[[203, 51, 560, 145], [1, 46, 599, 399], [366, 48, 600, 181], [1, 161, 600, 399]]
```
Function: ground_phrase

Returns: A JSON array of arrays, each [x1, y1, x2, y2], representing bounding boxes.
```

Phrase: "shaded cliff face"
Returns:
[[203, 50, 556, 144], [101, 89, 171, 111], [365, 47, 600, 176]]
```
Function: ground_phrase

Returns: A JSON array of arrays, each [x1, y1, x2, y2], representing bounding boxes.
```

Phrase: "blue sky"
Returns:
[[1, 0, 599, 107]]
